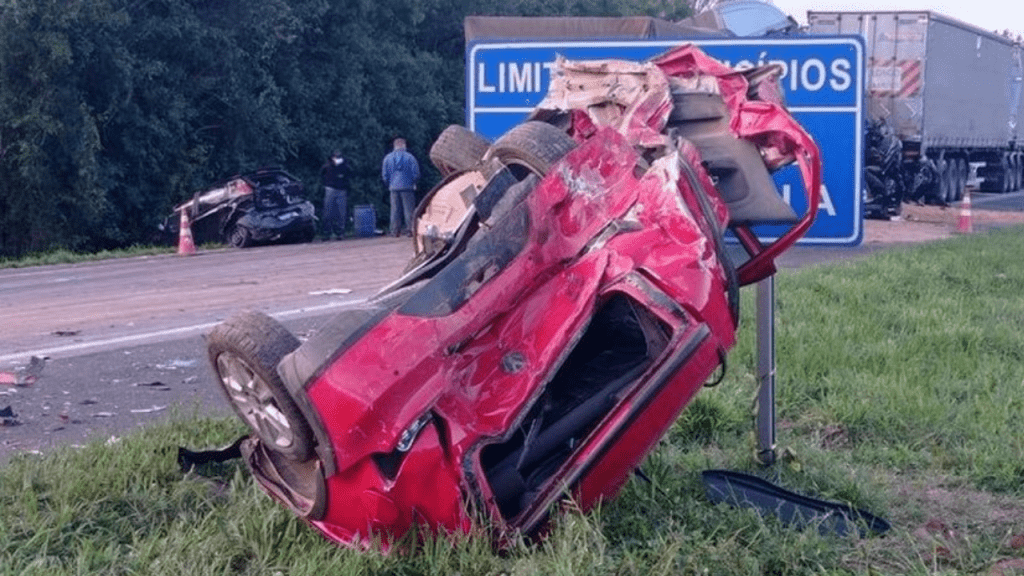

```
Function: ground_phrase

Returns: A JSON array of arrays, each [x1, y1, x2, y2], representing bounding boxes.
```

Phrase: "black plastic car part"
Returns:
[[702, 470, 891, 538], [667, 90, 797, 225]]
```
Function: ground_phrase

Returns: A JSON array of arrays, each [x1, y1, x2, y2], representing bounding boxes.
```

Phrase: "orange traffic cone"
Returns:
[[956, 189, 973, 234], [177, 209, 197, 255]]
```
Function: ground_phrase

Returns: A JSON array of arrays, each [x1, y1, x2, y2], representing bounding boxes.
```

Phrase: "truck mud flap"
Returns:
[[702, 469, 890, 538]]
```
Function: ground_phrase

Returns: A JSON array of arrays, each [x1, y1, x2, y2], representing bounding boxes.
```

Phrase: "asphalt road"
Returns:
[[971, 190, 1024, 212], [0, 236, 413, 459]]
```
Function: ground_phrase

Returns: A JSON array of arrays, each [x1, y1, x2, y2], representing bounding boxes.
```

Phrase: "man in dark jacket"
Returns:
[[381, 138, 421, 237], [320, 150, 351, 240]]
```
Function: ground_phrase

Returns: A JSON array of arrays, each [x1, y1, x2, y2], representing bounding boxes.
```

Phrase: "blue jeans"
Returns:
[[322, 187, 347, 238], [389, 189, 416, 236]]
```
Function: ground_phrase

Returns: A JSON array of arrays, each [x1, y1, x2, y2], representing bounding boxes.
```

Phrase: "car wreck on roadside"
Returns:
[[204, 44, 821, 549], [159, 168, 317, 248]]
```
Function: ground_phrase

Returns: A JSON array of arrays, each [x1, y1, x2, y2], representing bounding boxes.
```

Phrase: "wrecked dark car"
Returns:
[[160, 168, 317, 248], [205, 45, 821, 549]]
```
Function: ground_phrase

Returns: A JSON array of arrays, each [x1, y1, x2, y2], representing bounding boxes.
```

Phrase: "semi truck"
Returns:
[[808, 11, 1024, 210]]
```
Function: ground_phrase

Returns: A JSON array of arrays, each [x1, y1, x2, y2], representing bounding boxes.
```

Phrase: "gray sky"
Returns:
[[768, 0, 1023, 39]]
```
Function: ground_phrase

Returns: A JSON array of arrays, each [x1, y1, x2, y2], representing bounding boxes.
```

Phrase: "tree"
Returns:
[[688, 0, 725, 15], [0, 0, 704, 257], [626, 0, 695, 20], [0, 0, 120, 255]]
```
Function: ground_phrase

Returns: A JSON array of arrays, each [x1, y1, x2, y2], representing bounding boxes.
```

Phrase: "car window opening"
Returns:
[[398, 204, 530, 318], [480, 293, 670, 520]]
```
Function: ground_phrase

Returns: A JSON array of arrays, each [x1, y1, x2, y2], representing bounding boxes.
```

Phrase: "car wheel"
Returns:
[[294, 224, 316, 244], [207, 310, 314, 461], [430, 125, 491, 177], [228, 224, 252, 248], [485, 121, 577, 176]]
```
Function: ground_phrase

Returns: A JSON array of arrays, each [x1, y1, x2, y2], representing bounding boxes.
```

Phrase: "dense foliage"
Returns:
[[0, 0, 693, 257]]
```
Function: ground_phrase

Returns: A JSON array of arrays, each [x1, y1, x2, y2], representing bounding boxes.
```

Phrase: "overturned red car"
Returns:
[[206, 45, 821, 548]]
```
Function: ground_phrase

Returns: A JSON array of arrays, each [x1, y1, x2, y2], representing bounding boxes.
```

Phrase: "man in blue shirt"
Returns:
[[381, 137, 421, 237]]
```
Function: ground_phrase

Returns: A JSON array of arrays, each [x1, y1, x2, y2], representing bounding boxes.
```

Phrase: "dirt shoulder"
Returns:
[[864, 202, 1024, 244]]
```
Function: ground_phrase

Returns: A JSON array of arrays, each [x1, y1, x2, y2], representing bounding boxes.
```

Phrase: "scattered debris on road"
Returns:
[[155, 359, 198, 371], [1, 405, 20, 426], [0, 355, 48, 387], [130, 405, 167, 414], [132, 381, 172, 391], [308, 288, 353, 296]]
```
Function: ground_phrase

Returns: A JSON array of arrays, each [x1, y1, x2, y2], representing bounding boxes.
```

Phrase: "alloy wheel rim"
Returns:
[[217, 352, 295, 449]]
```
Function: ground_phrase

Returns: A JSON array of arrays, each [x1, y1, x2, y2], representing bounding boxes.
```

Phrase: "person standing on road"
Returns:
[[381, 137, 420, 237], [320, 150, 351, 240]]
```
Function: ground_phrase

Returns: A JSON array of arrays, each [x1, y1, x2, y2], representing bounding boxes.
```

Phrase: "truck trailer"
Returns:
[[808, 11, 1024, 210]]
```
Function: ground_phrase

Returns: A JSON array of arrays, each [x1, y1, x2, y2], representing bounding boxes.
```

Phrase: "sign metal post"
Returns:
[[756, 276, 777, 467]]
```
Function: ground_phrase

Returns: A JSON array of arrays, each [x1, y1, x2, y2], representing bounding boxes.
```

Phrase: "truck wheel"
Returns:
[[1016, 153, 1024, 191], [485, 121, 577, 176], [1012, 153, 1021, 192], [207, 310, 314, 461], [430, 125, 490, 177], [946, 161, 960, 203], [955, 158, 967, 201], [1008, 155, 1015, 192], [1001, 153, 1012, 193], [933, 159, 949, 204], [228, 224, 252, 248], [1008, 154, 1016, 192]]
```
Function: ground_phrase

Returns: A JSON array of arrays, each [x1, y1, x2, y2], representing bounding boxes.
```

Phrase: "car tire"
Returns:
[[485, 121, 577, 176], [430, 125, 491, 177], [207, 310, 314, 461], [228, 224, 252, 248], [294, 224, 316, 244]]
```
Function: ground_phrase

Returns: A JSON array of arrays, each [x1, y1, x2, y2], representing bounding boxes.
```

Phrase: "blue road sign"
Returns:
[[466, 38, 865, 245]]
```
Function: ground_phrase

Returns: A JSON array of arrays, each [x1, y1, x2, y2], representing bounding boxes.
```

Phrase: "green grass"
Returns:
[[0, 246, 176, 269], [0, 242, 231, 269], [4, 227, 1024, 574]]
